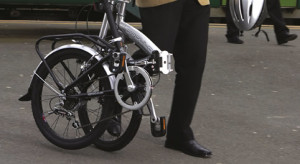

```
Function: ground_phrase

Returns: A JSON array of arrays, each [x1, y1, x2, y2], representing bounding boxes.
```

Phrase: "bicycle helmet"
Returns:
[[229, 0, 268, 31]]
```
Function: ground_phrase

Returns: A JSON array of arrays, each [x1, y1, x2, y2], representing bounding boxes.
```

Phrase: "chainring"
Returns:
[[114, 66, 152, 110]]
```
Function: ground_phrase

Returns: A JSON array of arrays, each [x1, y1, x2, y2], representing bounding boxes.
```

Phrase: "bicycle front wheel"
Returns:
[[91, 50, 152, 151], [93, 104, 142, 151], [31, 48, 114, 149], [79, 72, 145, 151]]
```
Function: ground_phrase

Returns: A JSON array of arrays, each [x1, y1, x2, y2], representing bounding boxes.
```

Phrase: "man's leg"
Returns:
[[267, 0, 289, 35], [165, 0, 212, 158], [225, 0, 243, 44], [166, 0, 210, 143], [139, 0, 212, 157], [267, 0, 297, 44], [139, 1, 183, 52]]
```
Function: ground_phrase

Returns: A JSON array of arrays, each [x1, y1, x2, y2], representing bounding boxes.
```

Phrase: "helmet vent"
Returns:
[[239, 0, 244, 20], [249, 4, 253, 17]]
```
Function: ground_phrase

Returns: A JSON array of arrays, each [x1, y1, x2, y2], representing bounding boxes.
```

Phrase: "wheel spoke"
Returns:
[[60, 61, 76, 81], [41, 95, 59, 102], [63, 120, 70, 138], [51, 115, 60, 130]]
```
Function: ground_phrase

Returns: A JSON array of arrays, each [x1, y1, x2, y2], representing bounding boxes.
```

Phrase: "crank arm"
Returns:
[[147, 98, 158, 123], [123, 60, 136, 92], [147, 98, 166, 137]]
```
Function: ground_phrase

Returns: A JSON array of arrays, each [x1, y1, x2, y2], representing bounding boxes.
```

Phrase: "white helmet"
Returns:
[[229, 0, 268, 31]]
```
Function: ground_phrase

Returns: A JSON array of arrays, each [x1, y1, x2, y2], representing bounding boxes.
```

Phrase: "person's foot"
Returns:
[[227, 36, 244, 44], [277, 33, 298, 45], [165, 139, 212, 158], [106, 117, 121, 137]]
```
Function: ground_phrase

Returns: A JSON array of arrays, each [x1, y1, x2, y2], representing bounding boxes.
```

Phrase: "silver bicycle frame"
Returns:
[[98, 0, 163, 122], [99, 0, 161, 55]]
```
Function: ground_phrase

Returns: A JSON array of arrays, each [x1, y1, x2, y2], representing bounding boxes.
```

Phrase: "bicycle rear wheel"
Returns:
[[31, 48, 114, 149]]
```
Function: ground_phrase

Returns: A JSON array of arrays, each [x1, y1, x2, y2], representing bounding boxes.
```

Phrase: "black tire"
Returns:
[[90, 49, 155, 151], [76, 35, 147, 151], [79, 83, 143, 151], [93, 104, 142, 151], [92, 63, 151, 151], [31, 48, 114, 150], [79, 69, 145, 151]]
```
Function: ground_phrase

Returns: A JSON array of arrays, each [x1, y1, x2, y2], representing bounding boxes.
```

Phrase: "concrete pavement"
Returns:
[[0, 20, 300, 164]]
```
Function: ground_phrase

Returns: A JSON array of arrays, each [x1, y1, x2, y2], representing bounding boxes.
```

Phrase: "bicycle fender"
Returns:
[[19, 44, 115, 101]]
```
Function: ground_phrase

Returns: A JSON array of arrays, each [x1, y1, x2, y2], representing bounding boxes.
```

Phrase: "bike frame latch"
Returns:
[[159, 51, 173, 74], [109, 52, 127, 73]]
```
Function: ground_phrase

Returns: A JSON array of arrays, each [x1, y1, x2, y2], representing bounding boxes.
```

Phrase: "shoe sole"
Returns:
[[165, 143, 212, 158]]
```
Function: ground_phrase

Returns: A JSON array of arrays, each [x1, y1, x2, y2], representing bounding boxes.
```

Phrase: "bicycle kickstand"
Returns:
[[147, 98, 166, 137]]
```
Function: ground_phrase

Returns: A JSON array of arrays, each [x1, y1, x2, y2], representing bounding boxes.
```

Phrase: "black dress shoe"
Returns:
[[107, 117, 121, 137], [165, 139, 212, 158], [277, 33, 298, 45], [227, 36, 244, 44]]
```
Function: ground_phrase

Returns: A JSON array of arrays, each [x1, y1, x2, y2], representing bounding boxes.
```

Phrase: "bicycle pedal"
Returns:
[[151, 116, 166, 137]]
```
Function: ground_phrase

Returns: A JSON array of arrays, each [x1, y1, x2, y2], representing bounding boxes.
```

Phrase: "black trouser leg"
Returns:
[[139, 0, 210, 142], [168, 3, 210, 142], [226, 0, 239, 38], [139, 1, 182, 52], [266, 0, 289, 40]]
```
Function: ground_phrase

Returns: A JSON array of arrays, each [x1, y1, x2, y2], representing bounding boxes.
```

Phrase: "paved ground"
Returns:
[[0, 20, 300, 164]]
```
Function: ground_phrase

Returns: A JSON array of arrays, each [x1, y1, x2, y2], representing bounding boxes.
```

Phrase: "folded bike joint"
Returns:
[[128, 50, 173, 75], [109, 51, 127, 73], [157, 51, 173, 75]]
